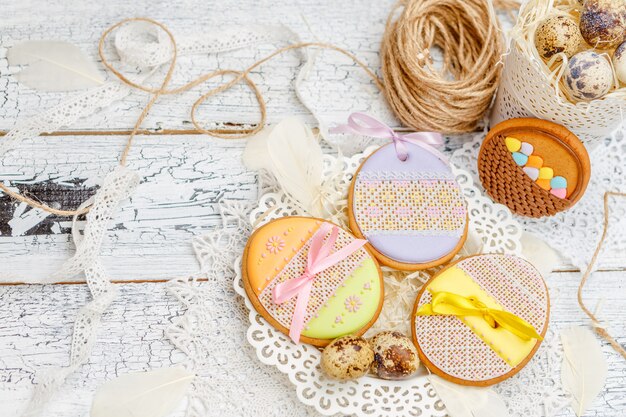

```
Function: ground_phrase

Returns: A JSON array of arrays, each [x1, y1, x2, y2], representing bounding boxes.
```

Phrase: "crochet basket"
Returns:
[[491, 1, 625, 145], [478, 118, 590, 218]]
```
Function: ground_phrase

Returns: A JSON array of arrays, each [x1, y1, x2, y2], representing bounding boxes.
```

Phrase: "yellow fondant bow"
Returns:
[[417, 291, 543, 341]]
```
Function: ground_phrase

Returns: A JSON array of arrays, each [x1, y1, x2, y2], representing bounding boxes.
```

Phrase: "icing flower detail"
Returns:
[[395, 206, 414, 218], [426, 206, 441, 218], [365, 206, 383, 218], [365, 180, 382, 190], [419, 180, 438, 189], [452, 206, 466, 217], [335, 315, 343, 324], [393, 180, 411, 189], [345, 295, 362, 313], [363, 282, 371, 291], [411, 191, 424, 204], [266, 236, 285, 254]]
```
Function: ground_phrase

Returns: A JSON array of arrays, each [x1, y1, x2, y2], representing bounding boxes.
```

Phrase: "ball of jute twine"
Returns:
[[381, 0, 512, 133]]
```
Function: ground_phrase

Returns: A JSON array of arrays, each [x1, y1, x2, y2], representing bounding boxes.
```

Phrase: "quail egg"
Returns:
[[564, 51, 614, 100], [580, 0, 626, 49], [534, 15, 585, 60], [370, 331, 420, 380], [613, 41, 626, 84], [320, 335, 374, 380]]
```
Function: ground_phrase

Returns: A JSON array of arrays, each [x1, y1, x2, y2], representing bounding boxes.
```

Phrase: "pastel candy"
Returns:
[[550, 188, 567, 199], [550, 176, 567, 189], [538, 167, 553, 180], [505, 137, 522, 152], [536, 179, 551, 190], [520, 142, 534, 156], [512, 152, 528, 166], [523, 167, 540, 181], [526, 155, 543, 168]]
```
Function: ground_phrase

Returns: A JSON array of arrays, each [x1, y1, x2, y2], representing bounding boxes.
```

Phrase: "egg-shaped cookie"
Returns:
[[478, 118, 590, 218], [412, 254, 549, 386], [242, 216, 383, 347], [348, 142, 468, 271]]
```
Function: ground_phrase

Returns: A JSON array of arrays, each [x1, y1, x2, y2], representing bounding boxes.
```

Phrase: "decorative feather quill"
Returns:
[[561, 326, 608, 417], [243, 117, 325, 216], [8, 41, 104, 91], [427, 375, 511, 417], [520, 231, 562, 277], [90, 367, 194, 417]]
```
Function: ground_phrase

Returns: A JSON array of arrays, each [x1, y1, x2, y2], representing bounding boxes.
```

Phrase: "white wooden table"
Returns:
[[0, 1, 624, 416]]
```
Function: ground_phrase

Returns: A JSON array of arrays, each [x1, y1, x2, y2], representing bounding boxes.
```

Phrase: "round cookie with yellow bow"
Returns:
[[411, 254, 549, 386], [242, 216, 384, 347]]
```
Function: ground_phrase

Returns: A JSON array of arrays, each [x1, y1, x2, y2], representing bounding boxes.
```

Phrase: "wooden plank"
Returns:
[[0, 0, 393, 132], [0, 134, 257, 282], [0, 270, 624, 416]]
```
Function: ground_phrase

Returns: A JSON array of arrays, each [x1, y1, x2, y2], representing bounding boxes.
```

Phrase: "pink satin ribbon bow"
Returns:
[[330, 112, 447, 163], [273, 223, 367, 344]]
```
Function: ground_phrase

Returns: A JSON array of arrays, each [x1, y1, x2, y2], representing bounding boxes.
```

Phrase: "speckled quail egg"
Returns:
[[369, 331, 420, 380], [613, 41, 626, 84], [320, 335, 374, 380], [534, 16, 585, 60], [563, 51, 614, 100], [580, 0, 626, 49]]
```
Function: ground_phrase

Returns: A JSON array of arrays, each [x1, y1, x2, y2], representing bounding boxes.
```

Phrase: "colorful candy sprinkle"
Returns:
[[506, 139, 568, 199], [505, 137, 522, 152], [538, 167, 554, 180], [536, 179, 551, 190], [512, 152, 528, 166], [523, 167, 539, 181], [550, 176, 567, 189], [526, 155, 544, 169], [520, 142, 534, 156], [550, 188, 567, 198]]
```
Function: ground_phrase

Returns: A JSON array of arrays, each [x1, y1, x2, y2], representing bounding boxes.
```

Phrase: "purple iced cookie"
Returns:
[[349, 142, 468, 270]]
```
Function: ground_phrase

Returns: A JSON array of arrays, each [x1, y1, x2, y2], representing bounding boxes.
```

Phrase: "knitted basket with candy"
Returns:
[[478, 118, 590, 218]]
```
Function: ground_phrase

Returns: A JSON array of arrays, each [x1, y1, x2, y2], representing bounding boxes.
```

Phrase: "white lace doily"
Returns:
[[166, 146, 570, 417]]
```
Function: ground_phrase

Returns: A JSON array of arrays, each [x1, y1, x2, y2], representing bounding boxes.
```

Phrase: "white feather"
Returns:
[[8, 41, 104, 91], [428, 375, 511, 417], [561, 326, 608, 417], [521, 231, 562, 277], [90, 367, 194, 417], [243, 117, 324, 216]]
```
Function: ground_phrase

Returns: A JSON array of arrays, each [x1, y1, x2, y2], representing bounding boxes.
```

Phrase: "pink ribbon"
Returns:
[[273, 223, 367, 344], [330, 112, 447, 163]]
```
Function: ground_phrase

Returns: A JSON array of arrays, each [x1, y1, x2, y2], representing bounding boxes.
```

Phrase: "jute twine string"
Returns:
[[578, 191, 626, 360], [381, 0, 509, 133]]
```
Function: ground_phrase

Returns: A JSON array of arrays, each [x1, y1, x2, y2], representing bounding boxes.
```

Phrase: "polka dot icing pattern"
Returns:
[[412, 254, 549, 385], [351, 142, 467, 266], [505, 136, 569, 199], [244, 217, 383, 343]]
